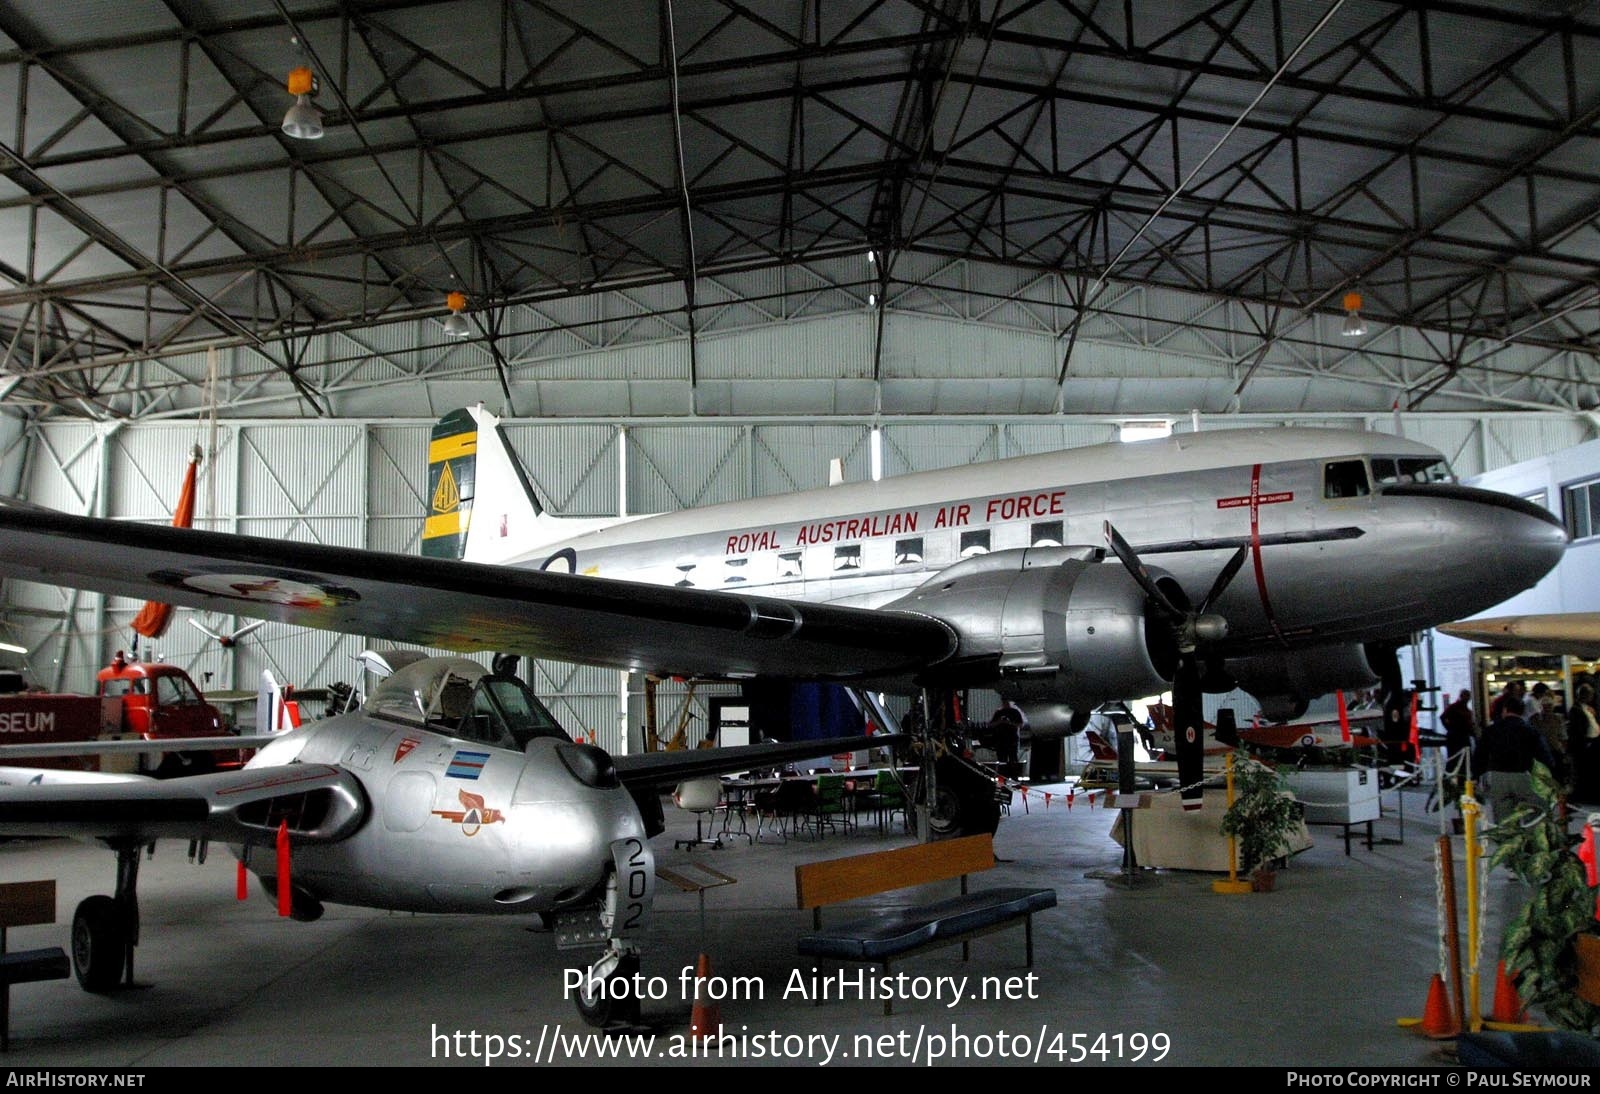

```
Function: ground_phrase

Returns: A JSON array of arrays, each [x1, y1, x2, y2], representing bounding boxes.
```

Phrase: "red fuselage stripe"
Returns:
[[1249, 463, 1285, 643]]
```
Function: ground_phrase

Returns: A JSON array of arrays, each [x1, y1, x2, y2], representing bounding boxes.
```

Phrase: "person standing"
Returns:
[[1489, 680, 1525, 723], [1473, 705, 1555, 822], [1569, 684, 1600, 802], [1528, 683, 1569, 788], [1440, 689, 1476, 766], [986, 699, 1025, 771]]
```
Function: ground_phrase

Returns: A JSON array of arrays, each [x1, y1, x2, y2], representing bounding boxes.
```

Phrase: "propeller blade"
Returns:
[[229, 620, 266, 642], [1102, 521, 1183, 618], [187, 619, 222, 641], [1199, 546, 1249, 615], [1172, 654, 1206, 810]]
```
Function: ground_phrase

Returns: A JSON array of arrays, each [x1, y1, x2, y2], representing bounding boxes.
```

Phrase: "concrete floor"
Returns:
[[0, 781, 1503, 1068]]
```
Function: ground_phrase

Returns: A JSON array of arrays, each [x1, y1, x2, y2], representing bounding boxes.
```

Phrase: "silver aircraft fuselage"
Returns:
[[241, 705, 649, 917], [475, 425, 1565, 655]]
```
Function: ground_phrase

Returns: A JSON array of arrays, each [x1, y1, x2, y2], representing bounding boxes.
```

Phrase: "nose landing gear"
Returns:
[[573, 940, 643, 1029]]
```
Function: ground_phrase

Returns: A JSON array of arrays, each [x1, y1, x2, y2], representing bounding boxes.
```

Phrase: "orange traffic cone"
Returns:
[[1491, 961, 1528, 1025], [1419, 973, 1460, 1038], [689, 953, 721, 1040]]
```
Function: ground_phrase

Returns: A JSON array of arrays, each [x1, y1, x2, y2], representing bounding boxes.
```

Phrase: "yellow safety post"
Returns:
[[1213, 751, 1253, 895], [1462, 777, 1483, 1032]]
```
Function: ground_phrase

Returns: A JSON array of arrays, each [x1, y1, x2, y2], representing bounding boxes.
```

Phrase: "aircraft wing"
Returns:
[[1438, 613, 1600, 659], [0, 735, 282, 762], [0, 763, 366, 844], [612, 733, 902, 787], [0, 508, 955, 682]]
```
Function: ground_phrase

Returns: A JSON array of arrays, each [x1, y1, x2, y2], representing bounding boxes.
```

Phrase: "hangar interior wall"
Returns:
[[3, 412, 1594, 748]]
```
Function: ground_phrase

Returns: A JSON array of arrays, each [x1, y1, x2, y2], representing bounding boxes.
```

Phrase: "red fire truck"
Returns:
[[0, 652, 240, 775]]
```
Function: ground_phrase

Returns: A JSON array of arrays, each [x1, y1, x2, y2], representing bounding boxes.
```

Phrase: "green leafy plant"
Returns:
[[1219, 750, 1303, 878], [1486, 762, 1600, 1033]]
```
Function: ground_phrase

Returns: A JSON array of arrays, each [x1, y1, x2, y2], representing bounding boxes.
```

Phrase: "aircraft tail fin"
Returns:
[[256, 670, 302, 734], [424, 406, 608, 566]]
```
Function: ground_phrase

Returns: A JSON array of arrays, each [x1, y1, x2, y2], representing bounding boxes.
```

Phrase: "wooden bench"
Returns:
[[1, 880, 70, 1052], [793, 833, 1056, 1014]]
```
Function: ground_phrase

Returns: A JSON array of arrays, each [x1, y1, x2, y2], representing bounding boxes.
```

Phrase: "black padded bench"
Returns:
[[1, 949, 70, 988], [1, 880, 70, 1052], [794, 833, 1056, 1014]]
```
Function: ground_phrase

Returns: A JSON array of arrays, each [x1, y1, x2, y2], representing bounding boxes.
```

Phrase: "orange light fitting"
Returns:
[[286, 66, 315, 97], [446, 291, 468, 313], [1342, 291, 1363, 312]]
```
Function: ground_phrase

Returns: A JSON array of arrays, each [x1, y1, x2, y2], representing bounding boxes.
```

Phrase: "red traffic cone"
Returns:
[[1419, 974, 1460, 1039], [689, 953, 721, 1040], [1492, 961, 1528, 1025]]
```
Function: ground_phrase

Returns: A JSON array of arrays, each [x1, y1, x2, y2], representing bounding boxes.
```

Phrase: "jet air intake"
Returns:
[[883, 546, 1177, 708]]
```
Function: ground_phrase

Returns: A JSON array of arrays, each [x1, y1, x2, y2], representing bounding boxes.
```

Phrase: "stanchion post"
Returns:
[[1462, 777, 1483, 1032], [1213, 751, 1252, 895]]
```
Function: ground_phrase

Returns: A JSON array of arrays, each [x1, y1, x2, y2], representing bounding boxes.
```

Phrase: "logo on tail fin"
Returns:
[[432, 461, 461, 514], [423, 409, 478, 559]]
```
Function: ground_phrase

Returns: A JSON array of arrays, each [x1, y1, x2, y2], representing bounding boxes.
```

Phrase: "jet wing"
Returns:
[[0, 508, 955, 682], [0, 735, 282, 762], [1438, 613, 1600, 659], [612, 733, 902, 787], [0, 763, 366, 844]]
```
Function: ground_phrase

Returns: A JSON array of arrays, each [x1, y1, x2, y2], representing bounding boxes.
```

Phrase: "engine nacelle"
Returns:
[[884, 546, 1178, 710], [1226, 644, 1383, 723]]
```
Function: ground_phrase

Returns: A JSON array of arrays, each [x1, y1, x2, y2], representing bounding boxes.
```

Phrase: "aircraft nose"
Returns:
[[1493, 504, 1567, 594], [1383, 482, 1565, 615]]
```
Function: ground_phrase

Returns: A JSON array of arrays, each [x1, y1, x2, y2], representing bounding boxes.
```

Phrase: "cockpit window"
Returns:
[[475, 677, 570, 749], [1324, 460, 1370, 499], [1370, 455, 1454, 486], [366, 657, 571, 749]]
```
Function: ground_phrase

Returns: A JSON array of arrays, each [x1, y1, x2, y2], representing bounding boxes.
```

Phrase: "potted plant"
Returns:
[[1486, 762, 1600, 1032], [1219, 749, 1304, 891]]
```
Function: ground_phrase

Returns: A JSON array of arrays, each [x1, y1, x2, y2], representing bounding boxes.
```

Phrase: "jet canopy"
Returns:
[[364, 656, 571, 750]]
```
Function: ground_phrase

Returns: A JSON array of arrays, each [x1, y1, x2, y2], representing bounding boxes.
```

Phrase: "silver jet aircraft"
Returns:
[[0, 655, 882, 1028], [0, 409, 1567, 1024]]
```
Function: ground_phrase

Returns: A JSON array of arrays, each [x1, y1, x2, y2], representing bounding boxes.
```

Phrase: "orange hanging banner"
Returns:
[[1336, 690, 1351, 743], [130, 446, 201, 639]]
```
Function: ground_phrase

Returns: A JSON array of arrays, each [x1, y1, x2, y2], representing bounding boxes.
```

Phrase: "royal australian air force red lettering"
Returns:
[[723, 490, 1067, 555]]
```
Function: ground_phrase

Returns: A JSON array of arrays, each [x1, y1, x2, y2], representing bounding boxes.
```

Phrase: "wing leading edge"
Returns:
[[0, 507, 956, 682]]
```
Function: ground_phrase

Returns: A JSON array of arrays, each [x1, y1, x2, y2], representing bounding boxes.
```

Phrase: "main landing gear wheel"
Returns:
[[71, 895, 129, 993], [574, 947, 641, 1029], [923, 782, 963, 841], [912, 756, 1001, 841]]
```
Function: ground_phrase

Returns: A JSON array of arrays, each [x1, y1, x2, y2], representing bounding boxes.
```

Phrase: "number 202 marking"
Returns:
[[621, 837, 647, 930]]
